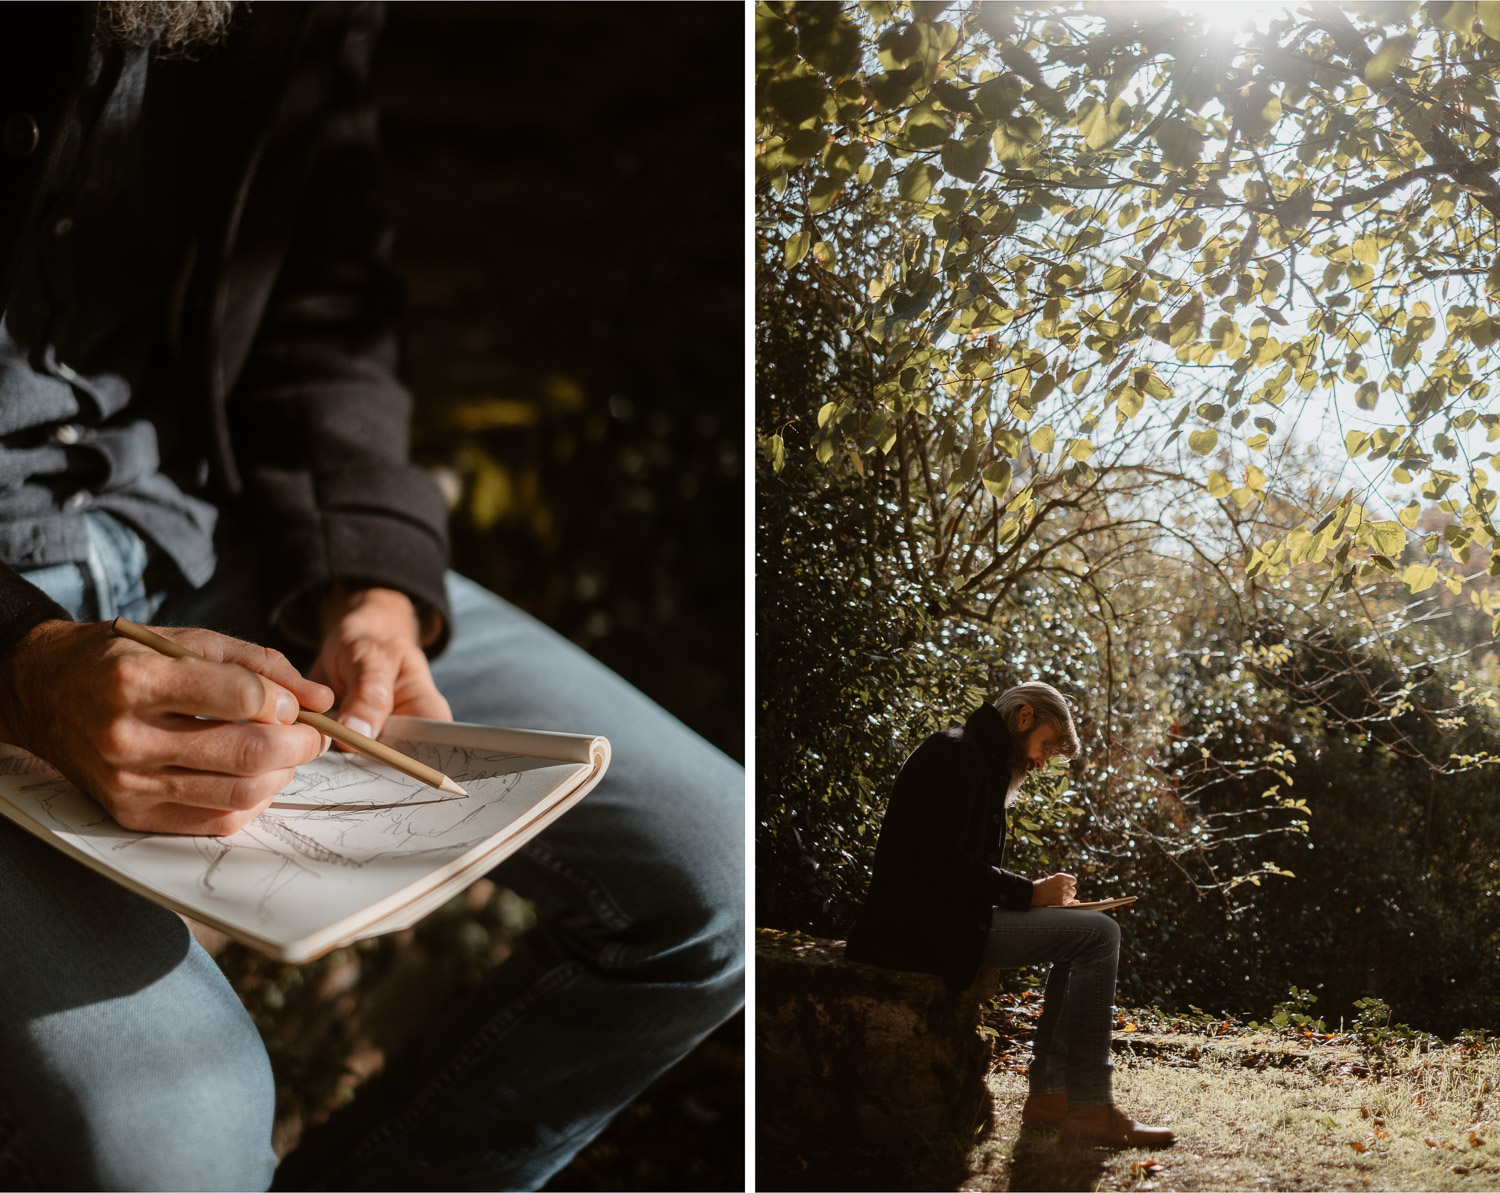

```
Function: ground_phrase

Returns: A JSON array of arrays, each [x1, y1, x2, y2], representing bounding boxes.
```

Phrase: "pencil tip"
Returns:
[[440, 775, 468, 796]]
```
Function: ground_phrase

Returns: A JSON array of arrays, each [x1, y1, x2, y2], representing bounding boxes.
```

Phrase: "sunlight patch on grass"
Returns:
[[968, 1033, 1500, 1191]]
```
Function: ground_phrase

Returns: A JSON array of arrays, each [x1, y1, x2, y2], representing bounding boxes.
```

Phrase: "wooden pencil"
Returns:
[[110, 616, 467, 797]]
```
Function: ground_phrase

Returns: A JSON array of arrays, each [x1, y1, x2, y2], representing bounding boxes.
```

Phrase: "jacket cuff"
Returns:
[[252, 466, 452, 657], [0, 566, 74, 663], [990, 867, 1035, 911]]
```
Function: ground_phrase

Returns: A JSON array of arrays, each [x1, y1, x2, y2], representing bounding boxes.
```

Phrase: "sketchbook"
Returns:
[[0, 716, 610, 963], [1063, 896, 1137, 911]]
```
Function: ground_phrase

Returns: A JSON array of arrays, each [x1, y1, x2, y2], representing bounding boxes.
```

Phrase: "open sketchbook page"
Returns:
[[0, 718, 608, 962]]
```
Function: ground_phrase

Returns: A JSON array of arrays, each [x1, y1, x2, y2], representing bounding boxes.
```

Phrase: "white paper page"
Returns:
[[0, 731, 603, 959]]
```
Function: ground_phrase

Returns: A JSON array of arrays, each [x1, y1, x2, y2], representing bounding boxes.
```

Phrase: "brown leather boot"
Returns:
[[1061, 1103, 1176, 1148], [1020, 1092, 1068, 1127]]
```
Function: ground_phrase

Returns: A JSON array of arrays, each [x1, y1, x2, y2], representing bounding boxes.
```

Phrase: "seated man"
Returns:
[[847, 681, 1172, 1149], [0, 3, 743, 1189]]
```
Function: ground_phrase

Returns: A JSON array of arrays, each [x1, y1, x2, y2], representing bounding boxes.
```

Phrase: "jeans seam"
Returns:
[[314, 959, 587, 1187], [520, 839, 634, 934]]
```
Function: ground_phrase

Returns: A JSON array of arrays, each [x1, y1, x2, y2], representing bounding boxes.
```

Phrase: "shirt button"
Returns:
[[66, 491, 88, 510], [54, 424, 80, 445], [3, 113, 39, 158], [55, 361, 78, 381], [53, 216, 74, 237]]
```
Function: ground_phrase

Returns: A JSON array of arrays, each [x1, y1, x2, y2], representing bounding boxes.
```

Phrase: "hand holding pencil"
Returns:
[[0, 616, 338, 835], [112, 618, 466, 798]]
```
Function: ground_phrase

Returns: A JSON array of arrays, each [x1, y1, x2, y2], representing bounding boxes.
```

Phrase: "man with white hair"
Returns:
[[847, 682, 1174, 1149]]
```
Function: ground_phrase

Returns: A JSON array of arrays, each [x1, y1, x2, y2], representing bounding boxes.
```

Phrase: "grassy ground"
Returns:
[[967, 995, 1500, 1192]]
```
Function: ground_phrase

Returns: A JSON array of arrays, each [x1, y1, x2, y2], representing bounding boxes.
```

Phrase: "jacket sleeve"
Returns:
[[903, 737, 1035, 912], [0, 564, 71, 667], [220, 3, 452, 654]]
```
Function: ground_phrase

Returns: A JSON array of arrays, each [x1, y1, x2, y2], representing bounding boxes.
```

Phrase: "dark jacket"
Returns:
[[846, 702, 1036, 989], [0, 2, 451, 657]]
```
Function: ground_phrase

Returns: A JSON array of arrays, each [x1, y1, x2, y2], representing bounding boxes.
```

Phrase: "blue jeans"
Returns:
[[980, 906, 1120, 1107], [0, 513, 745, 1190]]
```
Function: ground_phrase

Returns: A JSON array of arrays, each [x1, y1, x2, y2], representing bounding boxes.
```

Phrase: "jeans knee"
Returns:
[[39, 953, 277, 1191], [1080, 910, 1120, 956], [84, 1038, 277, 1191], [633, 827, 746, 992]]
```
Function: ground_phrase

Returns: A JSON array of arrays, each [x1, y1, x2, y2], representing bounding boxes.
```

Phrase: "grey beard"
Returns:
[[97, 1, 239, 57], [1005, 769, 1026, 808]]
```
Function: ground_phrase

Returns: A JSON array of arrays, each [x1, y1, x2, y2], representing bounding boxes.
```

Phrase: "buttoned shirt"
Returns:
[[0, 6, 217, 584]]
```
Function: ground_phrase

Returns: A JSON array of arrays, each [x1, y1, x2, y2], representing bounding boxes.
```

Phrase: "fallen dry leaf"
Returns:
[[1471, 1131, 1487, 1148], [1130, 1160, 1164, 1175], [1348, 1140, 1368, 1154]]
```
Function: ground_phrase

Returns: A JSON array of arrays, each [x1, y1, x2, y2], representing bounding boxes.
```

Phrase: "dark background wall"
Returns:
[[379, 1, 744, 762], [375, 5, 744, 1188]]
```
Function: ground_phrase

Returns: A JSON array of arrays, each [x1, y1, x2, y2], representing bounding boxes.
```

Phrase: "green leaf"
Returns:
[[785, 230, 811, 268], [821, 139, 868, 175], [1397, 501, 1420, 530], [795, 6, 863, 78], [762, 74, 828, 125], [1402, 562, 1439, 593], [760, 128, 828, 173], [766, 433, 786, 473], [903, 98, 953, 148], [953, 444, 978, 490], [1169, 295, 1204, 346], [1364, 36, 1411, 84], [982, 458, 1013, 499], [1155, 117, 1205, 168], [1030, 425, 1055, 453], [941, 135, 991, 182], [1188, 428, 1218, 455], [1371, 521, 1405, 557], [1075, 97, 1132, 149], [1344, 430, 1371, 458], [808, 172, 848, 213], [992, 115, 1042, 165], [1207, 470, 1232, 499], [998, 43, 1044, 87], [898, 162, 943, 202]]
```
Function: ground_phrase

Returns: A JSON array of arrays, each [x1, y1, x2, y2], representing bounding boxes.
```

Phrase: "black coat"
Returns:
[[0, 2, 451, 657], [847, 702, 1036, 990]]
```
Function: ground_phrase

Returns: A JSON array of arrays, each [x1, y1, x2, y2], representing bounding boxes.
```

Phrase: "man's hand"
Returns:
[[0, 619, 335, 836], [309, 585, 452, 743], [1031, 872, 1078, 907]]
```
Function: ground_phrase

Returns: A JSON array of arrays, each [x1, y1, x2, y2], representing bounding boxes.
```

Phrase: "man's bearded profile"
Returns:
[[97, 0, 237, 55]]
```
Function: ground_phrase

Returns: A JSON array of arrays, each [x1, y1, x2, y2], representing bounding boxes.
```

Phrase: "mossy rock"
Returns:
[[755, 928, 998, 1185]]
